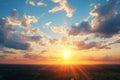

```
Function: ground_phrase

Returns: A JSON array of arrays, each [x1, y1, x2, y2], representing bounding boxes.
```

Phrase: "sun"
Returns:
[[63, 50, 71, 59]]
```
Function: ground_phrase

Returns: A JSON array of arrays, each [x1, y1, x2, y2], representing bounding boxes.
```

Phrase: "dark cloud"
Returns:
[[24, 54, 40, 59], [108, 39, 120, 45], [69, 0, 120, 38], [26, 35, 42, 42], [3, 50, 16, 54], [92, 12, 120, 38], [4, 39, 30, 50], [75, 39, 120, 50], [24, 53, 46, 60], [0, 55, 7, 59], [0, 18, 30, 50], [0, 9, 43, 50], [49, 38, 58, 44], [69, 21, 91, 36], [40, 50, 47, 54], [91, 0, 120, 37], [75, 41, 110, 50]]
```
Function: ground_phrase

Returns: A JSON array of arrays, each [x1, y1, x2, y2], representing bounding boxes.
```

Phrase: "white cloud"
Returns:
[[26, 0, 35, 6], [26, 0, 47, 7], [45, 21, 52, 27], [51, 26, 68, 35], [37, 1, 47, 6], [49, 0, 75, 18]]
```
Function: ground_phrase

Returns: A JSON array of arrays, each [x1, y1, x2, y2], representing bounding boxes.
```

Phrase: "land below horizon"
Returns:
[[0, 64, 120, 80]]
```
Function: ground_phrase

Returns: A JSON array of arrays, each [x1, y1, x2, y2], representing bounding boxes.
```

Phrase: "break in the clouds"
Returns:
[[69, 0, 120, 38], [49, 0, 75, 18], [0, 9, 43, 50]]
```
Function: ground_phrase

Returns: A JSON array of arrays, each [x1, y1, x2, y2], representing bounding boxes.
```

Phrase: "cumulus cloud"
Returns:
[[26, 0, 47, 6], [69, 21, 91, 36], [0, 18, 30, 50], [22, 15, 38, 27], [90, 0, 120, 37], [69, 0, 120, 38], [0, 9, 43, 50], [49, 0, 75, 18]]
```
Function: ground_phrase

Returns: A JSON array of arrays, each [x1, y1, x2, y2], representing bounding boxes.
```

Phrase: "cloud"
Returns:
[[40, 50, 47, 53], [69, 21, 91, 36], [85, 55, 120, 62], [3, 50, 16, 54], [0, 55, 7, 59], [45, 21, 52, 27], [49, 38, 59, 44], [90, 0, 120, 37], [49, 0, 75, 18], [5, 39, 31, 50], [74, 41, 110, 50], [37, 1, 47, 6], [108, 39, 120, 46], [0, 9, 43, 50], [26, 0, 47, 6], [101, 55, 120, 62], [21, 14, 38, 28], [26, 0, 35, 6], [0, 18, 30, 50], [23, 53, 47, 60], [24, 53, 40, 59], [69, 0, 120, 38], [51, 26, 68, 34]]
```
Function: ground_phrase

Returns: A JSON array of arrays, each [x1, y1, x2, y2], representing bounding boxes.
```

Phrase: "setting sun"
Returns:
[[63, 51, 70, 59], [63, 50, 71, 59]]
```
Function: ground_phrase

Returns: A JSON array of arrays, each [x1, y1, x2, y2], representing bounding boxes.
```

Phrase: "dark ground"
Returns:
[[0, 64, 120, 80]]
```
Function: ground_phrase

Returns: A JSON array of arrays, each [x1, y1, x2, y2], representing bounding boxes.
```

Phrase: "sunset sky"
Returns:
[[0, 0, 120, 64]]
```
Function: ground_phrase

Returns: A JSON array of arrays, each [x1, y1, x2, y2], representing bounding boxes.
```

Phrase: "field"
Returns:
[[0, 64, 120, 80]]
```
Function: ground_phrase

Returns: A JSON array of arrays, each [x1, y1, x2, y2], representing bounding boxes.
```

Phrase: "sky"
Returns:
[[0, 0, 120, 64]]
